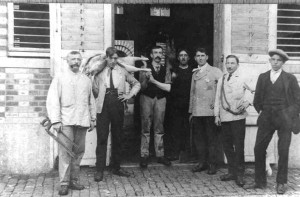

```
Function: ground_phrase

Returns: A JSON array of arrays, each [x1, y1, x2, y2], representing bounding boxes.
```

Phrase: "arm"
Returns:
[[119, 71, 141, 102], [139, 70, 150, 91], [149, 75, 171, 92], [88, 82, 97, 131], [188, 75, 195, 114], [287, 74, 300, 116], [214, 77, 222, 118], [253, 74, 263, 113], [46, 76, 61, 124], [92, 73, 100, 98]]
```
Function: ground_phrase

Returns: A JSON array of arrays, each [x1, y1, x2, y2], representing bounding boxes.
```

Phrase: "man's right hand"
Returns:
[[52, 122, 62, 132], [215, 116, 221, 126]]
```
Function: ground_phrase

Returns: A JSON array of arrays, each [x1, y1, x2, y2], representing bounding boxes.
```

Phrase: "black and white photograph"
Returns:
[[0, 0, 299, 196]]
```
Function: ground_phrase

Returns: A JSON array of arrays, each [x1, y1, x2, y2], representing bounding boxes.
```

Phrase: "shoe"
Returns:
[[58, 185, 68, 195], [94, 171, 103, 182], [277, 183, 286, 194], [207, 164, 217, 175], [157, 157, 171, 166], [244, 182, 266, 189], [235, 176, 245, 187], [191, 163, 208, 172], [112, 168, 130, 177], [220, 173, 235, 181], [69, 180, 84, 190], [140, 157, 148, 169]]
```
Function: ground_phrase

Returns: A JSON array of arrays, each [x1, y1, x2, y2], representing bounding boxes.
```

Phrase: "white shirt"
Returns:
[[106, 66, 120, 88], [270, 68, 282, 84]]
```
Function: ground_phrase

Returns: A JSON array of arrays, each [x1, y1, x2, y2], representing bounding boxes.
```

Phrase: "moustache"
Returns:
[[154, 56, 161, 60], [71, 63, 80, 68]]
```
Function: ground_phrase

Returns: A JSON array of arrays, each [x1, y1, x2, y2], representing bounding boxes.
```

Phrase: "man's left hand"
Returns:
[[88, 120, 96, 132], [118, 94, 132, 102], [237, 101, 250, 112]]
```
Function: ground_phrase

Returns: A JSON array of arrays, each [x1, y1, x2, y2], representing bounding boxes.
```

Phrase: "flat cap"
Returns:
[[268, 49, 289, 62]]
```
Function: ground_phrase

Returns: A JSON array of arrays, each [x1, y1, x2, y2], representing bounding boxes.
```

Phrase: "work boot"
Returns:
[[69, 180, 84, 190], [235, 175, 245, 187], [157, 157, 171, 166], [277, 183, 286, 194], [220, 173, 235, 181], [140, 157, 148, 169], [112, 168, 130, 177], [58, 185, 68, 195], [191, 163, 208, 172], [207, 164, 217, 175], [94, 171, 103, 182]]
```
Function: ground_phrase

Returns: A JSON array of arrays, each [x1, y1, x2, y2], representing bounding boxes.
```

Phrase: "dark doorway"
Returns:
[[114, 4, 214, 163]]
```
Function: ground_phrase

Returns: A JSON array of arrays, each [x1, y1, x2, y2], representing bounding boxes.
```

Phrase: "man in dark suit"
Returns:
[[245, 49, 300, 194]]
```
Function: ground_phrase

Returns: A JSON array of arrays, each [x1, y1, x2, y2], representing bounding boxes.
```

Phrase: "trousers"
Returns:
[[192, 116, 219, 164], [59, 125, 87, 186], [95, 91, 124, 171], [140, 94, 166, 158], [255, 109, 292, 184], [221, 119, 246, 176]]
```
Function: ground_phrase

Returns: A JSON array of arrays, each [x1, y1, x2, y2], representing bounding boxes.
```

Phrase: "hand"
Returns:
[[215, 116, 221, 126], [88, 120, 96, 132], [118, 94, 132, 102], [237, 101, 250, 112], [145, 71, 151, 80], [148, 74, 155, 83], [52, 122, 62, 132], [189, 114, 193, 122]]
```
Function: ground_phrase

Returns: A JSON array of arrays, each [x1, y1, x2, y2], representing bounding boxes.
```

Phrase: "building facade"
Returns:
[[0, 2, 299, 174]]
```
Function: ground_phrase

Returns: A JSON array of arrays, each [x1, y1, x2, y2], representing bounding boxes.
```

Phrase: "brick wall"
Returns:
[[0, 68, 51, 123]]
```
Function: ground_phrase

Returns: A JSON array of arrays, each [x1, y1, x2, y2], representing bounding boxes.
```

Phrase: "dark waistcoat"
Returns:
[[262, 74, 288, 111], [141, 63, 167, 99]]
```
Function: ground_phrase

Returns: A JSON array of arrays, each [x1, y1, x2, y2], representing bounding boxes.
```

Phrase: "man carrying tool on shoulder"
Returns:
[[46, 51, 96, 196]]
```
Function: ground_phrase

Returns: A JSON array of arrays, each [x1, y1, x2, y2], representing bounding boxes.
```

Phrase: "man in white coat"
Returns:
[[47, 51, 96, 195], [214, 55, 253, 187]]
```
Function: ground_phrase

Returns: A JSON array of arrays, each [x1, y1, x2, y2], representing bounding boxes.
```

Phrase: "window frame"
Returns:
[[7, 2, 52, 57]]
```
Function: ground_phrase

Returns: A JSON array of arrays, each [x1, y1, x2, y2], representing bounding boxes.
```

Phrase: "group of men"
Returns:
[[47, 46, 300, 195]]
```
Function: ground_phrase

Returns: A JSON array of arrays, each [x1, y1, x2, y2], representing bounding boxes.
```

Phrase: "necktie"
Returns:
[[227, 73, 232, 81], [110, 67, 115, 89]]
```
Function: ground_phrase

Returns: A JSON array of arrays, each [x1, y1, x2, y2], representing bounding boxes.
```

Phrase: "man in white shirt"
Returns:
[[245, 49, 300, 194], [214, 55, 253, 187], [47, 51, 96, 195], [92, 47, 141, 182]]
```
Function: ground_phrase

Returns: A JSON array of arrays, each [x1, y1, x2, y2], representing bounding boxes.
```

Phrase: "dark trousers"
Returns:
[[96, 91, 124, 172], [221, 119, 246, 176], [255, 110, 292, 184], [192, 116, 219, 165], [171, 108, 190, 155]]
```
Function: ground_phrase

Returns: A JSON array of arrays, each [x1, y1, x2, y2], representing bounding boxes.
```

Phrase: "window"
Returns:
[[277, 4, 300, 58], [8, 3, 50, 57]]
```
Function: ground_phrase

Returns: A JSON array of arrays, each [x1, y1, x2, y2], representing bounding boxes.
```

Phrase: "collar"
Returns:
[[192, 63, 208, 72], [271, 68, 282, 74]]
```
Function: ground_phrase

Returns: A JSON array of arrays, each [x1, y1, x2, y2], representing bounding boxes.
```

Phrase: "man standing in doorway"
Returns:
[[245, 49, 300, 194], [47, 51, 96, 195], [189, 47, 222, 175], [168, 49, 193, 161], [214, 55, 254, 187], [139, 45, 171, 168], [93, 47, 141, 182]]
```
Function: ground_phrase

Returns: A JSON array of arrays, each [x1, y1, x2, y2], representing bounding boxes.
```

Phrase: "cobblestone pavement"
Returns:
[[0, 163, 299, 197]]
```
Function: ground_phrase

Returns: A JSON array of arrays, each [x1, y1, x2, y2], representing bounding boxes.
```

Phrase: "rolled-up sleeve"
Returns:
[[126, 72, 141, 96]]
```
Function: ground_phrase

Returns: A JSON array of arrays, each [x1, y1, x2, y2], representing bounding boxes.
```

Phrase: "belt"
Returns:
[[106, 88, 118, 95]]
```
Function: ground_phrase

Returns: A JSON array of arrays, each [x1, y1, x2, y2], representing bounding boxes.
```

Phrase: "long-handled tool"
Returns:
[[40, 117, 77, 158]]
